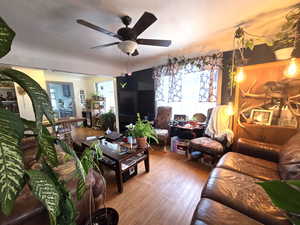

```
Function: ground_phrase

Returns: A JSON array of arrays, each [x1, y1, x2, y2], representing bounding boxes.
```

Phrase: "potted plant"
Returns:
[[272, 7, 300, 60], [98, 110, 116, 131], [0, 17, 104, 225], [132, 113, 158, 148]]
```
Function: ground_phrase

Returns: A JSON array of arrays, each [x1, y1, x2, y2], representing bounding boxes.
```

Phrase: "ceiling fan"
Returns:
[[76, 12, 172, 56]]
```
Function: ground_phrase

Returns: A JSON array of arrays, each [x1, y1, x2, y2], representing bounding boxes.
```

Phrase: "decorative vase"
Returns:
[[274, 47, 293, 60], [127, 136, 134, 144], [136, 137, 148, 148]]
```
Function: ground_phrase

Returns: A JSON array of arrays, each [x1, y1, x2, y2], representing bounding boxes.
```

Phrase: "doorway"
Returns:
[[95, 80, 116, 113], [47, 82, 76, 118]]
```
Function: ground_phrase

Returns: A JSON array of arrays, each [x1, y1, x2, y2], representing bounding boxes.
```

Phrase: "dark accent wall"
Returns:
[[117, 68, 155, 132], [221, 44, 277, 104]]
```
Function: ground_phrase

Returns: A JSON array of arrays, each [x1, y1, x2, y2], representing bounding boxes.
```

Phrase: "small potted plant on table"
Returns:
[[132, 113, 158, 148]]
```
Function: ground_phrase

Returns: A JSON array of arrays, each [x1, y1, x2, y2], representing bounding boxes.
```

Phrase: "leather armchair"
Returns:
[[154, 106, 172, 151], [189, 107, 231, 164]]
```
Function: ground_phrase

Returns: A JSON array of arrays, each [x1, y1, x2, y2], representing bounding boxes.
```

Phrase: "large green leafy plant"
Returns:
[[258, 180, 300, 225], [0, 17, 95, 225], [132, 113, 158, 143]]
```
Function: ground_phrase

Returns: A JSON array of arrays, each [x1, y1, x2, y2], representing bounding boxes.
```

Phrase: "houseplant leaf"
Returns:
[[0, 17, 15, 58], [258, 180, 300, 214], [76, 177, 87, 200], [0, 68, 55, 127], [57, 140, 86, 182], [41, 162, 76, 225], [27, 170, 60, 225], [0, 108, 25, 215], [37, 126, 58, 167]]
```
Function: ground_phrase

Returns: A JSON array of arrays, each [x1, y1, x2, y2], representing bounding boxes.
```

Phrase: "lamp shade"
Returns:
[[118, 40, 138, 55]]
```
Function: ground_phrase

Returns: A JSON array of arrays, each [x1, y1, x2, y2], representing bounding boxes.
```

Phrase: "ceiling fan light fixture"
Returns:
[[118, 40, 138, 55]]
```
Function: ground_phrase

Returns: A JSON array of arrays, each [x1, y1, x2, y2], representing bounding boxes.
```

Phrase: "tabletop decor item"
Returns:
[[125, 123, 136, 145], [250, 109, 273, 126]]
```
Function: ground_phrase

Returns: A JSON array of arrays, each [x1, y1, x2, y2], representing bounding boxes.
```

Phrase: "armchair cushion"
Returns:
[[236, 138, 281, 162], [190, 137, 224, 156], [155, 128, 168, 137], [155, 128, 169, 145]]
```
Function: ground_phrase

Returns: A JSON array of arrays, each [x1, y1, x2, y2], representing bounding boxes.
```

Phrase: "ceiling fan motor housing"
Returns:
[[117, 27, 136, 41]]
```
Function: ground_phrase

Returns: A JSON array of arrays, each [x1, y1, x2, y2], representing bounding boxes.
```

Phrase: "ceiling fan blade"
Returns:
[[90, 42, 120, 49], [137, 39, 171, 47], [132, 49, 139, 56], [132, 12, 157, 37], [77, 19, 122, 40]]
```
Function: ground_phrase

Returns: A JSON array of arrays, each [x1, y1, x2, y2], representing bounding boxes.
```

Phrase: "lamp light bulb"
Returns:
[[235, 68, 245, 83], [285, 58, 298, 78], [227, 102, 234, 116]]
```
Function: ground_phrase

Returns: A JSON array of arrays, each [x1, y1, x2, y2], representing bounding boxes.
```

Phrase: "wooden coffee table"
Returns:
[[82, 139, 150, 193]]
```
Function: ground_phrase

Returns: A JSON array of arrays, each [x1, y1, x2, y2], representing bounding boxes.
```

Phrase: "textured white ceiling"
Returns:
[[0, 0, 299, 76]]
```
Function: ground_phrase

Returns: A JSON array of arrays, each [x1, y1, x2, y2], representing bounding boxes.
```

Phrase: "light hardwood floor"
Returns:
[[104, 148, 210, 225], [73, 128, 211, 225]]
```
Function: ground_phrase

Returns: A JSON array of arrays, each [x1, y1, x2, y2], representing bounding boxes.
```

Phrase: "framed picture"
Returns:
[[250, 109, 273, 125], [174, 114, 187, 121]]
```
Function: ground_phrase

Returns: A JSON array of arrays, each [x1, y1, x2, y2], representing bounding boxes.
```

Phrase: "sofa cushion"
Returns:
[[279, 131, 300, 179], [201, 168, 290, 225], [236, 138, 281, 162], [217, 152, 279, 180], [191, 198, 264, 225]]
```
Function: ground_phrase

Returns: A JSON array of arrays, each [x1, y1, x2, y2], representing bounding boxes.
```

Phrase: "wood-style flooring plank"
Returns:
[[103, 149, 210, 225]]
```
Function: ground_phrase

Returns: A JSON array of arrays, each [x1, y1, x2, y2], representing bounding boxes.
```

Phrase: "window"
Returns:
[[156, 70, 219, 119]]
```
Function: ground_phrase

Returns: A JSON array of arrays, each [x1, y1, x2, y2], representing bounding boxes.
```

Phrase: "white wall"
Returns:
[[13, 67, 46, 121]]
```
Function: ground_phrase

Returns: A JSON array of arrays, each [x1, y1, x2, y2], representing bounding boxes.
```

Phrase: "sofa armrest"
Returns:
[[236, 138, 282, 162]]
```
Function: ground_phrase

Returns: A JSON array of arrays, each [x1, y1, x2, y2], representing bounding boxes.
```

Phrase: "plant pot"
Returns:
[[136, 137, 148, 148], [85, 208, 119, 225], [274, 47, 293, 60]]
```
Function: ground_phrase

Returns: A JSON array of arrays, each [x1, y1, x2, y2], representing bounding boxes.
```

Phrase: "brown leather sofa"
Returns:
[[190, 130, 300, 225], [0, 137, 105, 225]]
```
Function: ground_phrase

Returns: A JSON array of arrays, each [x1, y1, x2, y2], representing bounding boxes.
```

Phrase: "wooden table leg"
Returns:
[[144, 149, 150, 172], [115, 162, 123, 193]]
